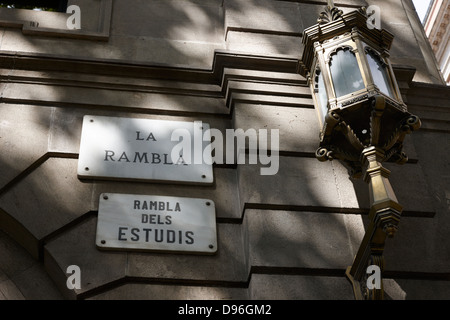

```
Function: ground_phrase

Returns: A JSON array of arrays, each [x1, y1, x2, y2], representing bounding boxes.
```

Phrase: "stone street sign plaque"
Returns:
[[77, 115, 213, 184], [96, 193, 217, 254]]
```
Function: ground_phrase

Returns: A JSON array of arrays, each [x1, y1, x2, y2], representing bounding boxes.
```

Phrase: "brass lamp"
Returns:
[[298, 0, 421, 300]]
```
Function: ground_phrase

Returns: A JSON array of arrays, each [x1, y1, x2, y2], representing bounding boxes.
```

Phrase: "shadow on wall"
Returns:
[[0, 229, 63, 299], [0, 0, 441, 300]]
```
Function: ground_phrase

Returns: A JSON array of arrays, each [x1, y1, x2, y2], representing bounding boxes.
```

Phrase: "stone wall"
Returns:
[[0, 0, 449, 300]]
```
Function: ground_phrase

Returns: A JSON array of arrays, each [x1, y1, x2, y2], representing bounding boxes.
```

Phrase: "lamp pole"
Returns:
[[346, 146, 402, 300], [345, 97, 420, 300]]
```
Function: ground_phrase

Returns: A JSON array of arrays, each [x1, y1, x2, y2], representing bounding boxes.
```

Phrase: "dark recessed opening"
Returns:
[[0, 0, 68, 12]]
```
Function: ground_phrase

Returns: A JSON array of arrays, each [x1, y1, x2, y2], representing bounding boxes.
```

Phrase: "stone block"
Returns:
[[407, 83, 450, 112], [328, 161, 435, 216], [390, 58, 434, 85], [402, 134, 418, 161], [68, 0, 103, 31], [0, 157, 93, 258], [225, 0, 303, 34], [110, 35, 224, 69], [0, 209, 39, 261], [384, 215, 450, 273], [245, 209, 364, 270], [113, 0, 224, 43], [0, 104, 51, 190], [0, 269, 6, 284], [233, 103, 319, 154], [0, 229, 37, 279], [408, 131, 450, 214], [48, 107, 84, 155], [227, 80, 311, 98], [223, 68, 306, 86], [0, 29, 108, 60], [228, 82, 313, 107], [0, 7, 69, 30], [389, 24, 424, 60], [238, 157, 345, 210], [224, 0, 305, 57], [385, 163, 436, 215], [226, 31, 302, 57], [8, 263, 63, 300], [0, 279, 25, 300], [249, 274, 354, 300], [0, 230, 62, 299], [1, 29, 220, 72], [44, 216, 127, 299]]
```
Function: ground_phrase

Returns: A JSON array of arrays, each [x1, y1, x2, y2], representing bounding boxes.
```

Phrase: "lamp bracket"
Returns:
[[316, 95, 421, 177]]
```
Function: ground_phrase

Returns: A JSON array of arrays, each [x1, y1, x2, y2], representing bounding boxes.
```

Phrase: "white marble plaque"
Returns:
[[77, 115, 213, 184], [96, 193, 217, 254]]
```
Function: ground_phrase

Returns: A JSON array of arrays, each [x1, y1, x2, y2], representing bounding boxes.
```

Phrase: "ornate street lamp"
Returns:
[[298, 1, 421, 300]]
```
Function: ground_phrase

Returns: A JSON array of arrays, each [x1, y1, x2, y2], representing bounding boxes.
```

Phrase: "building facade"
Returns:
[[423, 0, 450, 85], [0, 0, 449, 300]]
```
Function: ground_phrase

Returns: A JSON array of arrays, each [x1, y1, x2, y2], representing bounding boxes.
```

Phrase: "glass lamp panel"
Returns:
[[366, 51, 394, 98], [315, 69, 328, 122], [329, 48, 365, 98]]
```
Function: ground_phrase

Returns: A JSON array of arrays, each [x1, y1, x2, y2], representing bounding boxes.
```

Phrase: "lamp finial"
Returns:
[[318, 0, 343, 25]]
